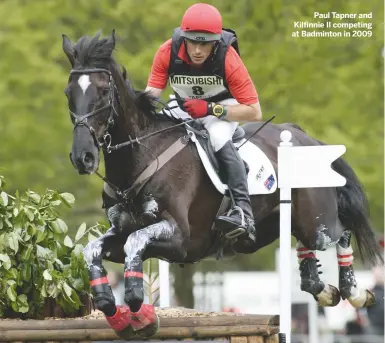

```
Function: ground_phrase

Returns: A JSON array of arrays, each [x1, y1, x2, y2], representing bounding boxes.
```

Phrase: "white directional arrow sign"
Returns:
[[277, 130, 347, 343], [278, 144, 347, 188]]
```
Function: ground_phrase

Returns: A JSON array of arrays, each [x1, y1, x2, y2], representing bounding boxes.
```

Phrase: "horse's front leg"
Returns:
[[338, 230, 375, 307], [123, 212, 186, 333], [82, 226, 120, 316], [83, 204, 142, 339]]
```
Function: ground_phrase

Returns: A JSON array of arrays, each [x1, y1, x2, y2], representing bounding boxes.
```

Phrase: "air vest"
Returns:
[[168, 27, 240, 103]]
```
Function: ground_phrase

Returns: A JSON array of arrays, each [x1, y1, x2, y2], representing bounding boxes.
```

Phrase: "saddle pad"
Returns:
[[188, 130, 277, 195]]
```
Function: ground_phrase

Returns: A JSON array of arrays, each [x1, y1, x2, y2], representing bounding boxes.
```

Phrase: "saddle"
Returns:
[[185, 120, 249, 180]]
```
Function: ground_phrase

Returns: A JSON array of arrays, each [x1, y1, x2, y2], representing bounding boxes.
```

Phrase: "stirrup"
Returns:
[[225, 227, 246, 239], [217, 206, 247, 239], [226, 205, 246, 226]]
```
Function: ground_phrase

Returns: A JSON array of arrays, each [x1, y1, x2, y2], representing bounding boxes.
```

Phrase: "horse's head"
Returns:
[[62, 30, 118, 174]]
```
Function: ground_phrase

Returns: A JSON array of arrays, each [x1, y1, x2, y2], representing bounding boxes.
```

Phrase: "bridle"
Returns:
[[68, 68, 119, 151], [66, 66, 196, 203], [68, 67, 194, 152], [68, 67, 199, 154]]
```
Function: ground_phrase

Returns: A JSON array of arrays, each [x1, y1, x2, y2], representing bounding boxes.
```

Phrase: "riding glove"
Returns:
[[183, 99, 227, 119]]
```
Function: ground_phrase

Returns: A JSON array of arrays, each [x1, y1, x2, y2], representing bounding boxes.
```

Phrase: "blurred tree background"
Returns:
[[0, 0, 383, 306]]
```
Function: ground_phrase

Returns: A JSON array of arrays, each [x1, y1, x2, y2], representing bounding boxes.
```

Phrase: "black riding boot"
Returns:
[[215, 141, 256, 244]]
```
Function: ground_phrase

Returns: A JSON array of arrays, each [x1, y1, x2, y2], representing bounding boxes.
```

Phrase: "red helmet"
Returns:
[[180, 3, 222, 42]]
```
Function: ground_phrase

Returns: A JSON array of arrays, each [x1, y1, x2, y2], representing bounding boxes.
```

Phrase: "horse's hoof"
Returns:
[[316, 284, 341, 307], [113, 325, 136, 340], [347, 288, 376, 308], [115, 317, 159, 339], [363, 289, 376, 307], [106, 304, 159, 339], [105, 305, 135, 339], [135, 312, 159, 338], [130, 304, 159, 338]]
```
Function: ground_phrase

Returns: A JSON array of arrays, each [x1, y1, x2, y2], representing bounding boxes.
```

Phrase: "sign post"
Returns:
[[159, 260, 170, 307], [277, 130, 347, 343]]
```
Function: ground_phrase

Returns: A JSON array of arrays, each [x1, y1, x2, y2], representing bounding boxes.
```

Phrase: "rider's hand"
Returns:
[[183, 99, 227, 119], [183, 99, 210, 119]]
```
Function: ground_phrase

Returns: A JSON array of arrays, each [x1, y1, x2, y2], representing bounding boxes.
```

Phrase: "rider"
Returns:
[[145, 3, 262, 245]]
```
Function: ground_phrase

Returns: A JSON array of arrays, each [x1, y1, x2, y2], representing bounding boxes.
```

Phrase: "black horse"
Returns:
[[61, 30, 383, 338]]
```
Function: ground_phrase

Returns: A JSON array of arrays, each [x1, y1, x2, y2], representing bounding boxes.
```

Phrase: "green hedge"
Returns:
[[0, 175, 107, 319]]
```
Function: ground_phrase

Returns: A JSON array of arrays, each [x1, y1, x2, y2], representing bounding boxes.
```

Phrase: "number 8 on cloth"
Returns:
[[192, 86, 204, 95]]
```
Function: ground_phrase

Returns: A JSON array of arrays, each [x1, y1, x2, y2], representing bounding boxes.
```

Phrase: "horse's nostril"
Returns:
[[83, 152, 95, 165]]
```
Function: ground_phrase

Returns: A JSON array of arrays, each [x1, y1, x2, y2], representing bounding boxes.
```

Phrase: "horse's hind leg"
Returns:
[[337, 230, 375, 308], [296, 240, 341, 306], [294, 187, 345, 306]]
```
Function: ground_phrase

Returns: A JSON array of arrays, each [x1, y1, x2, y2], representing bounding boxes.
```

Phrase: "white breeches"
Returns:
[[161, 96, 239, 152]]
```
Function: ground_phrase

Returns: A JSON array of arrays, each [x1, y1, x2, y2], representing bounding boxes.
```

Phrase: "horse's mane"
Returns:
[[71, 31, 178, 131], [120, 66, 171, 123]]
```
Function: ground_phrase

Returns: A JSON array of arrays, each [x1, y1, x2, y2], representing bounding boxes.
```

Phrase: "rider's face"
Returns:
[[185, 39, 215, 65]]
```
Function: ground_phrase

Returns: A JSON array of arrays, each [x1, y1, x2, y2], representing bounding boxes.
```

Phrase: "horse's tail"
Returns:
[[282, 124, 382, 265], [331, 156, 383, 266]]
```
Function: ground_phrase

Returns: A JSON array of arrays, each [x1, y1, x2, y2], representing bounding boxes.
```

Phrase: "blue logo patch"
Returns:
[[264, 174, 275, 190]]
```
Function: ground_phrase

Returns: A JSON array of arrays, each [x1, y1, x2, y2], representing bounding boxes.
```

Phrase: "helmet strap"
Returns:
[[182, 39, 193, 63], [210, 41, 220, 62]]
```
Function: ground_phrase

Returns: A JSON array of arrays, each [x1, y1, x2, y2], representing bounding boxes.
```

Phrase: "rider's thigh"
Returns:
[[200, 116, 238, 152]]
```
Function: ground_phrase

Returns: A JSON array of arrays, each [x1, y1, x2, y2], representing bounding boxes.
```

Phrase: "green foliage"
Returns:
[[0, 0, 382, 276], [0, 175, 107, 318]]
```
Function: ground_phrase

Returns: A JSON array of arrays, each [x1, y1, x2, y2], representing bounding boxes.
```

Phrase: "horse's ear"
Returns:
[[110, 29, 116, 46], [62, 34, 75, 67], [121, 65, 127, 80], [105, 29, 116, 56]]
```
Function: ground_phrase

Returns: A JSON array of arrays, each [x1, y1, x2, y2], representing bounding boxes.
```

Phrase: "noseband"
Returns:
[[69, 68, 119, 150]]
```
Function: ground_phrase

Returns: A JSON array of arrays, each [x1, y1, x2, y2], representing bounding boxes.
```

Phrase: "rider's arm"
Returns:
[[145, 86, 164, 99], [146, 40, 171, 99], [222, 47, 262, 122], [224, 102, 262, 122]]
